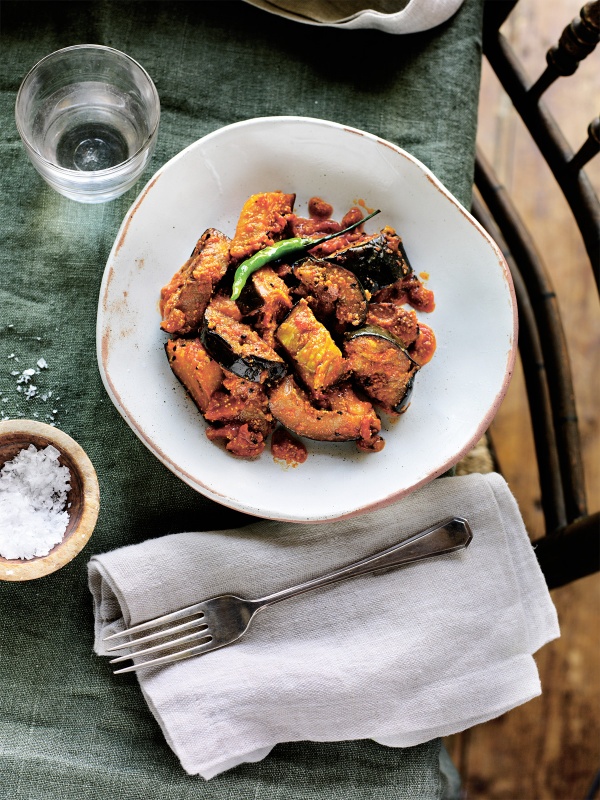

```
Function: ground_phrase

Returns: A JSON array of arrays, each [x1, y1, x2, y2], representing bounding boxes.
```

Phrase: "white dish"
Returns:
[[97, 116, 517, 523]]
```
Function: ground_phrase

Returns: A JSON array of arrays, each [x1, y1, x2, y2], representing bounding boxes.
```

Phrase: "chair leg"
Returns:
[[533, 512, 600, 589]]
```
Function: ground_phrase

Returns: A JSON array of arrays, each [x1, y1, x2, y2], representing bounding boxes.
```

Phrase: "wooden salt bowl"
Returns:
[[0, 420, 100, 581]]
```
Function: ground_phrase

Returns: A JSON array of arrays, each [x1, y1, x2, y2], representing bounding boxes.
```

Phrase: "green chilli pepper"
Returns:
[[230, 208, 381, 301]]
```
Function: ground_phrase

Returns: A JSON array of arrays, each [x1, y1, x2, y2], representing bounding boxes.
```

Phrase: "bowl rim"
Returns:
[[0, 420, 100, 581]]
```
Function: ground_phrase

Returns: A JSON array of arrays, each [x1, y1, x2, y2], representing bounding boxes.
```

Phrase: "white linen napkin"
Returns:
[[242, 0, 466, 34], [89, 472, 559, 780]]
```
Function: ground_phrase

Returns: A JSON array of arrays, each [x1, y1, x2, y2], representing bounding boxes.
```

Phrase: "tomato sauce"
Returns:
[[271, 427, 308, 465], [412, 323, 437, 366]]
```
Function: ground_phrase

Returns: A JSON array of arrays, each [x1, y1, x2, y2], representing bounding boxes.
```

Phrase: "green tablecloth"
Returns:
[[0, 2, 482, 796]]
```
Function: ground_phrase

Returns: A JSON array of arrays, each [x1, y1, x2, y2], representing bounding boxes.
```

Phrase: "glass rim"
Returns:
[[14, 44, 160, 177]]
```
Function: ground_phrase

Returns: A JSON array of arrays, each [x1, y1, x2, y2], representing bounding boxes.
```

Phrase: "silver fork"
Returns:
[[105, 516, 472, 674]]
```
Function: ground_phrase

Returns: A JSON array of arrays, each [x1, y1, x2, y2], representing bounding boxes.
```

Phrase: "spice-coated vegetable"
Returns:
[[268, 375, 382, 446], [276, 299, 345, 392], [160, 228, 231, 335], [324, 228, 411, 294], [293, 259, 368, 330], [165, 338, 223, 413], [344, 325, 418, 413], [236, 266, 293, 348], [204, 373, 275, 458], [346, 324, 420, 366], [202, 306, 287, 384], [229, 192, 296, 262], [230, 209, 381, 301]]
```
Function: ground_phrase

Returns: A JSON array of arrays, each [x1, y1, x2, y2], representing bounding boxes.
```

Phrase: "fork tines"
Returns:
[[104, 600, 212, 675]]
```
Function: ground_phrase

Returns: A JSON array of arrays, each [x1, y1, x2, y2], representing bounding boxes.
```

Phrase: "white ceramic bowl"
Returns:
[[97, 116, 517, 523]]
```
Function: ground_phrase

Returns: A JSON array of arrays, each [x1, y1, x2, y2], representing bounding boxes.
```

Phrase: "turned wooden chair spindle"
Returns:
[[473, 0, 600, 588]]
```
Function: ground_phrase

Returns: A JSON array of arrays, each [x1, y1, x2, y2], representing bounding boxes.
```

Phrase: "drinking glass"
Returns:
[[15, 45, 160, 203]]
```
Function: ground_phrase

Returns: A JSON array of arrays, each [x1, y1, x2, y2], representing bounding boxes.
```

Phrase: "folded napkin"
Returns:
[[89, 473, 559, 780], [243, 0, 466, 34]]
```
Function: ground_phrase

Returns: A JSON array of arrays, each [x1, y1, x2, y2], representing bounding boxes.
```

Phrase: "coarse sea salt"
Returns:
[[0, 444, 71, 560]]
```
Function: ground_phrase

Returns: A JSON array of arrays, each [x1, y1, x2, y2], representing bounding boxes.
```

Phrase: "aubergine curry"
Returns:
[[160, 192, 436, 463]]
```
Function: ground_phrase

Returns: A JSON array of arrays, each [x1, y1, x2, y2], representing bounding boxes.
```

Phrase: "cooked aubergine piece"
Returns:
[[165, 338, 223, 413], [268, 375, 382, 446], [204, 372, 273, 434], [205, 291, 244, 322], [236, 266, 291, 315], [293, 258, 368, 330], [276, 298, 346, 392], [202, 306, 287, 384], [344, 325, 418, 414], [366, 302, 420, 347], [229, 191, 296, 262], [237, 266, 293, 347], [324, 227, 412, 294], [388, 373, 416, 415], [204, 372, 275, 458], [160, 228, 231, 335]]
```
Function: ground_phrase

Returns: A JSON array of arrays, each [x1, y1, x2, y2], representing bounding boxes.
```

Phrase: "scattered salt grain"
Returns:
[[3, 356, 62, 425], [16, 369, 35, 384], [0, 444, 71, 560]]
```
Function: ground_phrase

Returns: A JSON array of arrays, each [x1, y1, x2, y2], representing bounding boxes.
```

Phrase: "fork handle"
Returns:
[[252, 517, 472, 611]]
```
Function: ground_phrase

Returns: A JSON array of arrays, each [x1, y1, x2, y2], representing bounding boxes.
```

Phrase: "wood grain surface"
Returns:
[[446, 2, 600, 798]]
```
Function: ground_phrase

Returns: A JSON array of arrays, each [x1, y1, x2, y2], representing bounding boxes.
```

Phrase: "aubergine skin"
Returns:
[[236, 280, 263, 315], [394, 373, 416, 414], [201, 326, 287, 384], [160, 228, 231, 336], [346, 324, 419, 366], [236, 267, 287, 316], [268, 375, 381, 443], [202, 307, 287, 384], [324, 230, 411, 294], [344, 325, 418, 414]]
